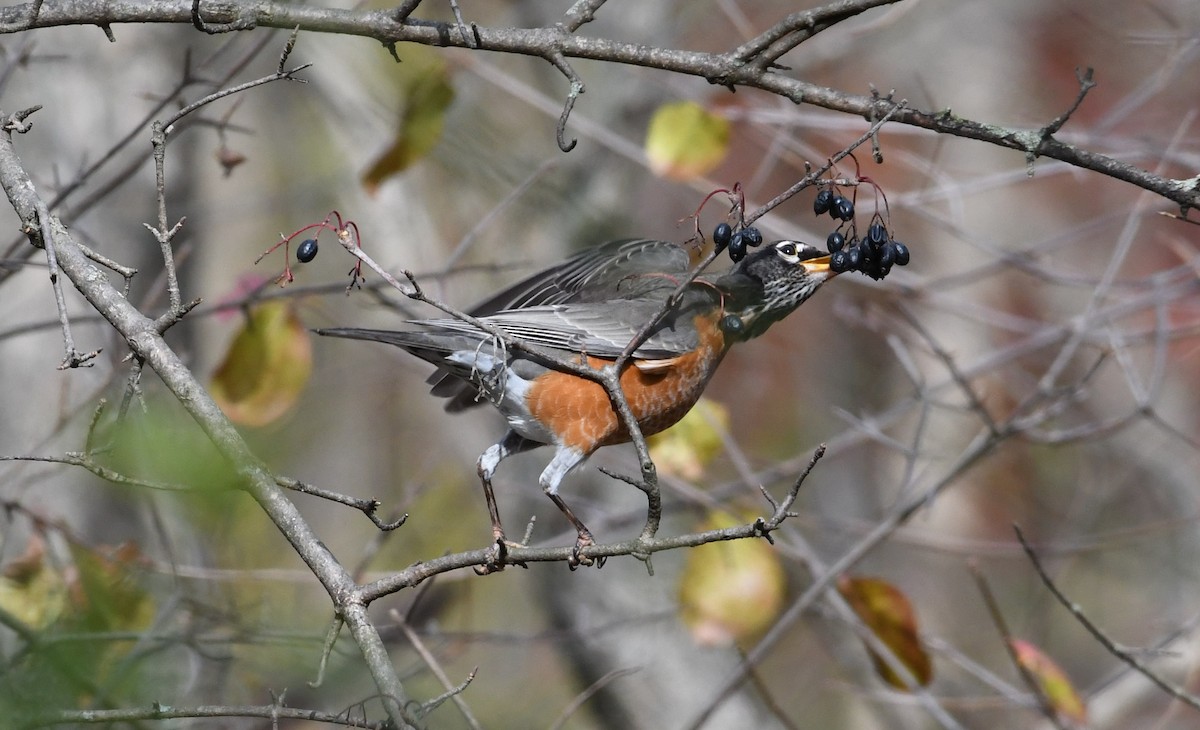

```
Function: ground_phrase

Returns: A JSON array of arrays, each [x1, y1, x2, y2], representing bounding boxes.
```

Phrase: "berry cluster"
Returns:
[[712, 222, 764, 263], [813, 188, 855, 222], [813, 188, 910, 281]]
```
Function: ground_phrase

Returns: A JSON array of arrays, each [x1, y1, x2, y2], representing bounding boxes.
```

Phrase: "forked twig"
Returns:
[[1014, 524, 1200, 714]]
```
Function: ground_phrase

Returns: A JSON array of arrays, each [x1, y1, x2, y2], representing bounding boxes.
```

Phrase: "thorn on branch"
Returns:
[[100, 23, 115, 42], [2, 105, 42, 134], [868, 86, 897, 164], [278, 26, 301, 75]]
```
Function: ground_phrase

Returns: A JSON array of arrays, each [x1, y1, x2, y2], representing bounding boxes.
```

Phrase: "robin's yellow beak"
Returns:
[[800, 255, 834, 276]]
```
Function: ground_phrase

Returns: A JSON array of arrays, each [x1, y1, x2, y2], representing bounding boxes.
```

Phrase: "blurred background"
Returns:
[[0, 0, 1198, 727]]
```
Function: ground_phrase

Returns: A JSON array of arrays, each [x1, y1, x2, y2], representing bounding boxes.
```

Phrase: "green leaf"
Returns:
[[362, 65, 456, 193], [648, 397, 729, 480], [211, 301, 312, 427], [678, 511, 786, 646], [645, 101, 730, 181]]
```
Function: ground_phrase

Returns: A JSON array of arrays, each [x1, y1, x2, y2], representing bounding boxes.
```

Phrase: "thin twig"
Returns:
[[546, 51, 583, 152], [548, 667, 640, 730], [276, 476, 408, 531], [1014, 524, 1200, 714], [744, 99, 907, 224], [1038, 67, 1096, 144], [31, 200, 101, 368], [390, 609, 484, 730], [559, 0, 607, 33], [968, 559, 1069, 729]]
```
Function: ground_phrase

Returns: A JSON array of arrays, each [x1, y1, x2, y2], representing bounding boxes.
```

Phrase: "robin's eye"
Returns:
[[775, 242, 798, 260]]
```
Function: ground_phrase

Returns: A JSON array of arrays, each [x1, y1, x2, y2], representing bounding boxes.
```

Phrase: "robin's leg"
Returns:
[[476, 430, 538, 573], [540, 446, 604, 570]]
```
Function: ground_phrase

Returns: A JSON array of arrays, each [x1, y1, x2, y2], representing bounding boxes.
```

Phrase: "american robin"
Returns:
[[317, 237, 835, 567]]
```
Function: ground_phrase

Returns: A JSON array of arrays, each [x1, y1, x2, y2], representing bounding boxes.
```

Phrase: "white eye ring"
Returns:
[[774, 241, 800, 263]]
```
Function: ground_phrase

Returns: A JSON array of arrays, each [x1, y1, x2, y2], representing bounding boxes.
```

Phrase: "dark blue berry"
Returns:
[[892, 241, 910, 266], [867, 222, 888, 247], [814, 189, 834, 215], [827, 231, 845, 252], [845, 245, 861, 271], [742, 227, 763, 247], [832, 195, 855, 221], [713, 222, 733, 251], [296, 238, 319, 263], [830, 250, 849, 273], [728, 232, 747, 263], [720, 314, 745, 334], [855, 241, 872, 268], [879, 243, 895, 268]]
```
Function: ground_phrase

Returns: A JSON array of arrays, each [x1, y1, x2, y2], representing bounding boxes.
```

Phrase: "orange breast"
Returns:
[[524, 312, 728, 455]]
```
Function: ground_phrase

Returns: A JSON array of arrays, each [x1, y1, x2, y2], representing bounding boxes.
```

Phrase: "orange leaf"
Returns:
[[211, 301, 312, 427], [645, 101, 730, 181], [1010, 638, 1088, 724], [678, 511, 786, 646], [66, 541, 154, 633], [838, 575, 933, 689]]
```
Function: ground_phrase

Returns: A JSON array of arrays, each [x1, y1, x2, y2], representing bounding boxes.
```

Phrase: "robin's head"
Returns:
[[717, 239, 835, 341]]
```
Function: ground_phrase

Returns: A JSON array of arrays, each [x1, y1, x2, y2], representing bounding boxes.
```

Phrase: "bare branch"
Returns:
[[0, 2, 1190, 207], [1014, 524, 1200, 715]]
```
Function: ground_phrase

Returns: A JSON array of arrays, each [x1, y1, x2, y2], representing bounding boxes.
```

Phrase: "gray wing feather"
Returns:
[[413, 299, 702, 360]]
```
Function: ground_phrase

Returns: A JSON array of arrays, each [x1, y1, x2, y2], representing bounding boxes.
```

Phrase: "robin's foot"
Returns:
[[474, 530, 511, 575], [568, 531, 605, 570], [474, 531, 533, 575]]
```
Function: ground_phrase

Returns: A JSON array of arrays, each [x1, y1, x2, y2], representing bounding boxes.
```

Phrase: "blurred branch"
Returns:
[[37, 703, 388, 728], [969, 560, 1070, 729], [0, 33, 283, 287], [1014, 524, 1200, 715], [0, 0, 1194, 210]]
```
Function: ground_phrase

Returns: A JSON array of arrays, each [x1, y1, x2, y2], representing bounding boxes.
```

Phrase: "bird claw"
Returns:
[[567, 533, 605, 570], [473, 528, 535, 575], [474, 531, 522, 575]]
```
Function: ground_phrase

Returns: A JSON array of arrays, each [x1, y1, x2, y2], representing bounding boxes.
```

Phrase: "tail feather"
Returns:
[[314, 327, 490, 411]]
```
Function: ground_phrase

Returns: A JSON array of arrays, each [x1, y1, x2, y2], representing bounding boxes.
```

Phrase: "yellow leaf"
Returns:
[[0, 535, 67, 630], [211, 301, 312, 427], [645, 101, 730, 181], [648, 397, 729, 480], [1010, 638, 1088, 724], [362, 63, 456, 193], [838, 575, 934, 689], [678, 511, 786, 646]]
